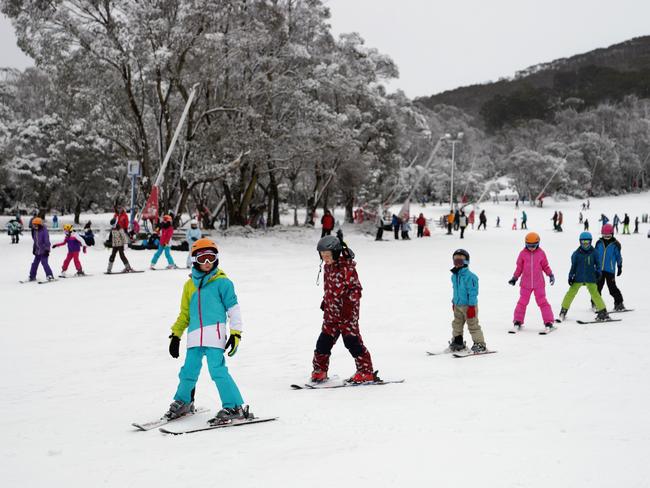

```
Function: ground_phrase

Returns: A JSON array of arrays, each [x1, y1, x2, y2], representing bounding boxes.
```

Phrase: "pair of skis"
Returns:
[[508, 324, 557, 335], [426, 348, 497, 358], [290, 374, 405, 390], [132, 407, 277, 435]]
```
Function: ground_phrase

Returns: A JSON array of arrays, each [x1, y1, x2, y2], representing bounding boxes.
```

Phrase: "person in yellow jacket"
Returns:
[[163, 238, 250, 425]]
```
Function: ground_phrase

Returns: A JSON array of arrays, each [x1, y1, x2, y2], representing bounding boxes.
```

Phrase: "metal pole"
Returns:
[[153, 83, 200, 188], [130, 174, 137, 230], [450, 141, 456, 209]]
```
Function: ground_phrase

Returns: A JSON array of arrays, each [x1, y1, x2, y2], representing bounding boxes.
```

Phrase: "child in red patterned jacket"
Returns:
[[311, 235, 376, 384]]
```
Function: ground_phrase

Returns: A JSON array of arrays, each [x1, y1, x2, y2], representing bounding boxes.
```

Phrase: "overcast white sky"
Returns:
[[2, 1, 650, 97]]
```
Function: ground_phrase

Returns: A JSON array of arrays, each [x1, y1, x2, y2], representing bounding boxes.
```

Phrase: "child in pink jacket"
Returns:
[[508, 232, 556, 328]]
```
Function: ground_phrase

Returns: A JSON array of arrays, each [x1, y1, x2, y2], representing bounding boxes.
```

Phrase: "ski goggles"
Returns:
[[525, 243, 539, 249], [580, 239, 592, 246], [602, 234, 613, 239], [192, 250, 218, 265], [453, 257, 467, 267]]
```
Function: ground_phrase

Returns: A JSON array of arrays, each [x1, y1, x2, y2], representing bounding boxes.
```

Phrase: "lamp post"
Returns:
[[443, 132, 464, 210]]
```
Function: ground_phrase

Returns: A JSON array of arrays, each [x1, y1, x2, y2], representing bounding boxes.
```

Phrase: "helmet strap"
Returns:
[[316, 260, 323, 285]]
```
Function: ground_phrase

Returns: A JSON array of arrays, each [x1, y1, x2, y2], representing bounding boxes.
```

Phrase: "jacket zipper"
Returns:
[[198, 288, 204, 346], [601, 245, 607, 271], [530, 251, 534, 288]]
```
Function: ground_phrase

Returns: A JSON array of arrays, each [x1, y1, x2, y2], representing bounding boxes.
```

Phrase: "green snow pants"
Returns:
[[561, 282, 606, 311]]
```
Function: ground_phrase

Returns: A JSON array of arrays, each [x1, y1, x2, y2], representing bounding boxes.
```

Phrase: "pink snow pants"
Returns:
[[62, 251, 82, 272], [513, 287, 554, 324]]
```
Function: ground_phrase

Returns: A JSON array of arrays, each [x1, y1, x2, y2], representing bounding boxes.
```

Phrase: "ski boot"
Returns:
[[46, 275, 55, 282], [208, 405, 251, 426], [59, 271, 67, 278], [471, 342, 487, 353], [163, 399, 195, 420], [149, 264, 156, 270], [448, 335, 466, 352], [347, 371, 378, 384], [513, 320, 522, 330], [310, 370, 328, 383], [106, 261, 114, 274], [614, 303, 625, 312], [166, 264, 178, 270], [544, 322, 555, 328], [559, 308, 568, 321], [123, 264, 134, 273], [595, 309, 611, 322], [76, 270, 85, 276]]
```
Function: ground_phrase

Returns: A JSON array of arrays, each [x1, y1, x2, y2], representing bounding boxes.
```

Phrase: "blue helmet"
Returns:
[[579, 231, 592, 241]]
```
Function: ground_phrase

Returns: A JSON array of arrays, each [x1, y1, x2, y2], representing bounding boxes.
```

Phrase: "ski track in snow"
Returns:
[[1, 194, 650, 487]]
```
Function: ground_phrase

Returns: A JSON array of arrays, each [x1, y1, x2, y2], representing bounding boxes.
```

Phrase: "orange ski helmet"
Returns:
[[191, 237, 218, 256], [525, 232, 540, 245], [32, 217, 43, 226]]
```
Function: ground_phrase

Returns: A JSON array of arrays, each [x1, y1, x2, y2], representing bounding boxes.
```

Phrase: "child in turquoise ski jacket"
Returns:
[[163, 237, 251, 426], [448, 249, 487, 353]]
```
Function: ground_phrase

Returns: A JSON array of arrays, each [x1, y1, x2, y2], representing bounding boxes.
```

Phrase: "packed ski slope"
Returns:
[[1, 193, 649, 488]]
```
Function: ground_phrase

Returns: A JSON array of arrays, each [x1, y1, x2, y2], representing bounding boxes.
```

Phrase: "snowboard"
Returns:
[[159, 416, 278, 435], [132, 407, 210, 431], [452, 350, 497, 358]]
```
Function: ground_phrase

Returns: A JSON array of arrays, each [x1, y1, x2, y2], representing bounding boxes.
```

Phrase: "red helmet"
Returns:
[[601, 224, 614, 235]]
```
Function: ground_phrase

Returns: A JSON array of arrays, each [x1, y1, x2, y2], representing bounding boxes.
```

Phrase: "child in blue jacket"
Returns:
[[559, 232, 610, 321], [164, 237, 250, 426], [448, 249, 487, 353]]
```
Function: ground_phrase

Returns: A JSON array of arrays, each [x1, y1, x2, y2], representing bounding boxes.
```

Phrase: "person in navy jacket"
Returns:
[[594, 224, 625, 311]]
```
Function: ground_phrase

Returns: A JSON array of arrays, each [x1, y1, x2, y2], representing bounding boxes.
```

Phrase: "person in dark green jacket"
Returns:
[[559, 232, 610, 322]]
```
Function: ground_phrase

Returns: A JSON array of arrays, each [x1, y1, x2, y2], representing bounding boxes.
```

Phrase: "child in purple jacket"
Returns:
[[52, 224, 87, 277], [28, 217, 54, 282]]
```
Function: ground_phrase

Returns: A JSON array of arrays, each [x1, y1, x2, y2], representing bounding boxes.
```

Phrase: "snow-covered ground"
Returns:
[[1, 193, 649, 488]]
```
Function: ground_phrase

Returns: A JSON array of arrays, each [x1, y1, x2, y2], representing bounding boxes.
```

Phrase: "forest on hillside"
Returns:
[[1, 1, 648, 226]]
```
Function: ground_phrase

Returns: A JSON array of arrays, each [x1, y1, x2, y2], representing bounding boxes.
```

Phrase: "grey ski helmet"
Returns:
[[317, 235, 342, 259]]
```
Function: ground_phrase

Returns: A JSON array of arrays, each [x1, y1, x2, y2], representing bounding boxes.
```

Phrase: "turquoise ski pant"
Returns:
[[151, 244, 175, 265], [173, 347, 244, 408]]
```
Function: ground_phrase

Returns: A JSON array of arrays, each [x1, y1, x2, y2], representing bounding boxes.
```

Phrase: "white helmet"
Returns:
[[190, 219, 198, 226]]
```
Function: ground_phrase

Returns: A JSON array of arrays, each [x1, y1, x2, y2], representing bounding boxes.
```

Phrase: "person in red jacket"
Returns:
[[320, 209, 335, 237], [113, 207, 129, 231], [416, 213, 426, 238], [150, 214, 178, 269], [311, 235, 376, 384]]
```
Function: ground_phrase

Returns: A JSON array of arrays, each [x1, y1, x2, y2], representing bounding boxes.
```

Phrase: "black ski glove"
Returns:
[[169, 334, 180, 358], [508, 277, 517, 286], [320, 300, 325, 311], [617, 266, 622, 277], [568, 276, 575, 285]]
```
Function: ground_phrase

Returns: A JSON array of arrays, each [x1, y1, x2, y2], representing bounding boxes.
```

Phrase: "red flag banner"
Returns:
[[142, 185, 159, 221]]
